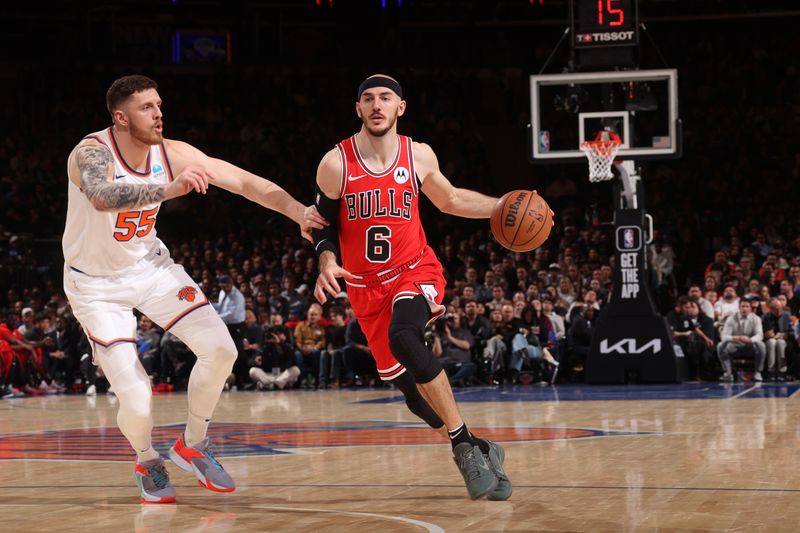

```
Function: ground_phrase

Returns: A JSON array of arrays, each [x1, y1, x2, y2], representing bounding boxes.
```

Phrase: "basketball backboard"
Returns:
[[529, 69, 679, 162]]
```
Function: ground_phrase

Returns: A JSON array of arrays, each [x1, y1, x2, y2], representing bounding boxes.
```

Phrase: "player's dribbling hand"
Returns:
[[166, 165, 212, 199], [314, 262, 353, 304], [301, 205, 328, 242]]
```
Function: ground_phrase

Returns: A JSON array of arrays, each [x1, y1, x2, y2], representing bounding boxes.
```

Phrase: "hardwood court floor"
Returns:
[[1, 383, 800, 532]]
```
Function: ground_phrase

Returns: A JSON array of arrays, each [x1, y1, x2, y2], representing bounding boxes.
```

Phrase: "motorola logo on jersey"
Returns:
[[343, 188, 412, 221], [394, 166, 409, 184]]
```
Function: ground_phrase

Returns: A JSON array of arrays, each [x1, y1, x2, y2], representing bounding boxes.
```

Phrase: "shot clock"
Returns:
[[570, 0, 639, 49]]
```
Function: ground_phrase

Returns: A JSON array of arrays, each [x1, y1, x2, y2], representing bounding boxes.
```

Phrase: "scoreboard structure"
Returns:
[[571, 0, 639, 48]]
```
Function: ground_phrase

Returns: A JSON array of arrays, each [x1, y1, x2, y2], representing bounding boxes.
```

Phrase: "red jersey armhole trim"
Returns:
[[336, 143, 347, 198], [406, 136, 419, 196]]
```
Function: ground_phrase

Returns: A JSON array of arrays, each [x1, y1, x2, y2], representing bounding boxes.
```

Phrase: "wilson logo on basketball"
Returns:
[[504, 192, 527, 227], [177, 286, 198, 302]]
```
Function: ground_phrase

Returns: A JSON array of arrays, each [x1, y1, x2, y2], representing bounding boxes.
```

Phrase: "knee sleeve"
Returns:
[[170, 308, 238, 371], [170, 308, 237, 418], [392, 371, 444, 429], [388, 296, 443, 384]]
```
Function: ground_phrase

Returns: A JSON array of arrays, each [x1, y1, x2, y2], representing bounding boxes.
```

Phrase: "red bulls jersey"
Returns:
[[336, 134, 427, 280]]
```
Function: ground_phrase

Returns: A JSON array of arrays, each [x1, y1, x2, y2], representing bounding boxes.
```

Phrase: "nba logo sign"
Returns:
[[538, 131, 550, 153], [615, 226, 641, 252], [623, 229, 634, 249]]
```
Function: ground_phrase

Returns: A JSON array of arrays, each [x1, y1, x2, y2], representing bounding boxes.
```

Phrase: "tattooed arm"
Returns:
[[68, 139, 211, 212]]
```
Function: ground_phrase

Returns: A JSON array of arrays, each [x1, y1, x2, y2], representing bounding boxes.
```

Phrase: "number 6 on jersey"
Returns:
[[366, 225, 392, 263]]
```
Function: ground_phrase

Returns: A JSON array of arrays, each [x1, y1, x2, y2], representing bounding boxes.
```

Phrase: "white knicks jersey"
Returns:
[[62, 127, 175, 276]]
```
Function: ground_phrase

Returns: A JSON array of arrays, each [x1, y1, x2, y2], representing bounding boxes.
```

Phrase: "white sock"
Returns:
[[137, 446, 160, 463]]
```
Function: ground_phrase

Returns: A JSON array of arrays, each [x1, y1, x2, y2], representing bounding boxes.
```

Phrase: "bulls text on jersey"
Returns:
[[343, 188, 412, 221]]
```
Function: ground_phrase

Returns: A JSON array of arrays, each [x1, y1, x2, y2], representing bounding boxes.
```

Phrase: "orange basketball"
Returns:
[[490, 190, 553, 252]]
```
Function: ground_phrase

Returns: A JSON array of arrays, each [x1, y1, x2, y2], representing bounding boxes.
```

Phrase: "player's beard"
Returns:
[[130, 120, 163, 145], [362, 111, 398, 137]]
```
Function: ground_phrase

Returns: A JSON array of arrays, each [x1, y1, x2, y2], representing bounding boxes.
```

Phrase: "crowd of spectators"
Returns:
[[3, 21, 800, 395]]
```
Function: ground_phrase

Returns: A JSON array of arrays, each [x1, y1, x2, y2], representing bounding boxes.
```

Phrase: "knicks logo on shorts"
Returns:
[[177, 286, 198, 302]]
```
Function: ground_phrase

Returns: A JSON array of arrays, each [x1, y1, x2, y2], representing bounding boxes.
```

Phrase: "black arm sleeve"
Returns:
[[312, 185, 341, 260]]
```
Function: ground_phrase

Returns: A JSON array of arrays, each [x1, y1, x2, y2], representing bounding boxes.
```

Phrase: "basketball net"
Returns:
[[580, 130, 622, 183]]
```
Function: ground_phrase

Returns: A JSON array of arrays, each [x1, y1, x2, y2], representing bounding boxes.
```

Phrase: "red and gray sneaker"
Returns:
[[134, 457, 177, 504], [169, 435, 236, 493]]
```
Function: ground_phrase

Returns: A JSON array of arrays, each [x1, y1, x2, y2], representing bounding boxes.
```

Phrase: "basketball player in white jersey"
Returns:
[[63, 75, 325, 503]]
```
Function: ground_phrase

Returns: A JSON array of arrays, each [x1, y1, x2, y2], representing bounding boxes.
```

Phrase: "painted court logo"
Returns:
[[0, 421, 657, 461], [177, 286, 198, 302]]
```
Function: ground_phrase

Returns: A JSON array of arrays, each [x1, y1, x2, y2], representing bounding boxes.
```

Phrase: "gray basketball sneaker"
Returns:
[[134, 456, 177, 504], [452, 442, 499, 499], [484, 440, 512, 501], [169, 435, 236, 492]]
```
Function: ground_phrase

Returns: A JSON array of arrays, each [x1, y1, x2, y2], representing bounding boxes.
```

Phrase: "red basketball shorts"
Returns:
[[345, 246, 446, 381]]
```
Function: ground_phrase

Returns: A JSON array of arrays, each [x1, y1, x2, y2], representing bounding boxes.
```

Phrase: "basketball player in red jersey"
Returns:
[[312, 75, 517, 500]]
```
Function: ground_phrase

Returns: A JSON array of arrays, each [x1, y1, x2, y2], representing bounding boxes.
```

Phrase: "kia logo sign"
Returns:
[[600, 338, 662, 354]]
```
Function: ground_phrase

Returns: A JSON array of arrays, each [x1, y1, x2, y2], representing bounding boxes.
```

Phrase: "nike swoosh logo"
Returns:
[[114, 174, 127, 180], [347, 174, 367, 182], [155, 249, 162, 256]]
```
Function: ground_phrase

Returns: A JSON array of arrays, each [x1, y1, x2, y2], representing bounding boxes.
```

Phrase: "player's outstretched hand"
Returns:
[[166, 165, 212, 199], [301, 205, 329, 242], [314, 262, 353, 304]]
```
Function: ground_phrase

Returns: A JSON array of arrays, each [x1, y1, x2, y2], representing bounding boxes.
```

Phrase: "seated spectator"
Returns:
[[567, 305, 596, 375], [267, 282, 290, 321], [486, 284, 509, 312], [475, 270, 496, 303], [743, 279, 762, 302], [762, 297, 792, 381], [294, 303, 326, 388], [460, 299, 491, 362], [47, 314, 78, 390], [343, 317, 378, 386], [23, 312, 61, 393], [482, 304, 516, 383], [789, 286, 800, 318], [136, 315, 161, 380], [672, 300, 716, 381], [431, 312, 476, 387], [320, 306, 349, 388], [511, 304, 559, 384], [542, 297, 566, 353], [567, 290, 600, 323], [557, 277, 578, 307], [241, 308, 263, 377], [249, 318, 300, 390], [1, 321, 29, 398], [714, 285, 740, 327], [160, 331, 194, 389], [704, 250, 734, 280], [282, 274, 308, 322], [718, 299, 766, 382]]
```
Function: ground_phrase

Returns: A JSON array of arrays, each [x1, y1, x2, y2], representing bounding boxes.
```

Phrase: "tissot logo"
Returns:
[[600, 338, 662, 354], [576, 31, 636, 44]]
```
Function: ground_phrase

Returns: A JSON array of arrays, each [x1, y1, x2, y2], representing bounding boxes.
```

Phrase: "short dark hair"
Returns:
[[329, 306, 346, 319], [106, 75, 158, 115]]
